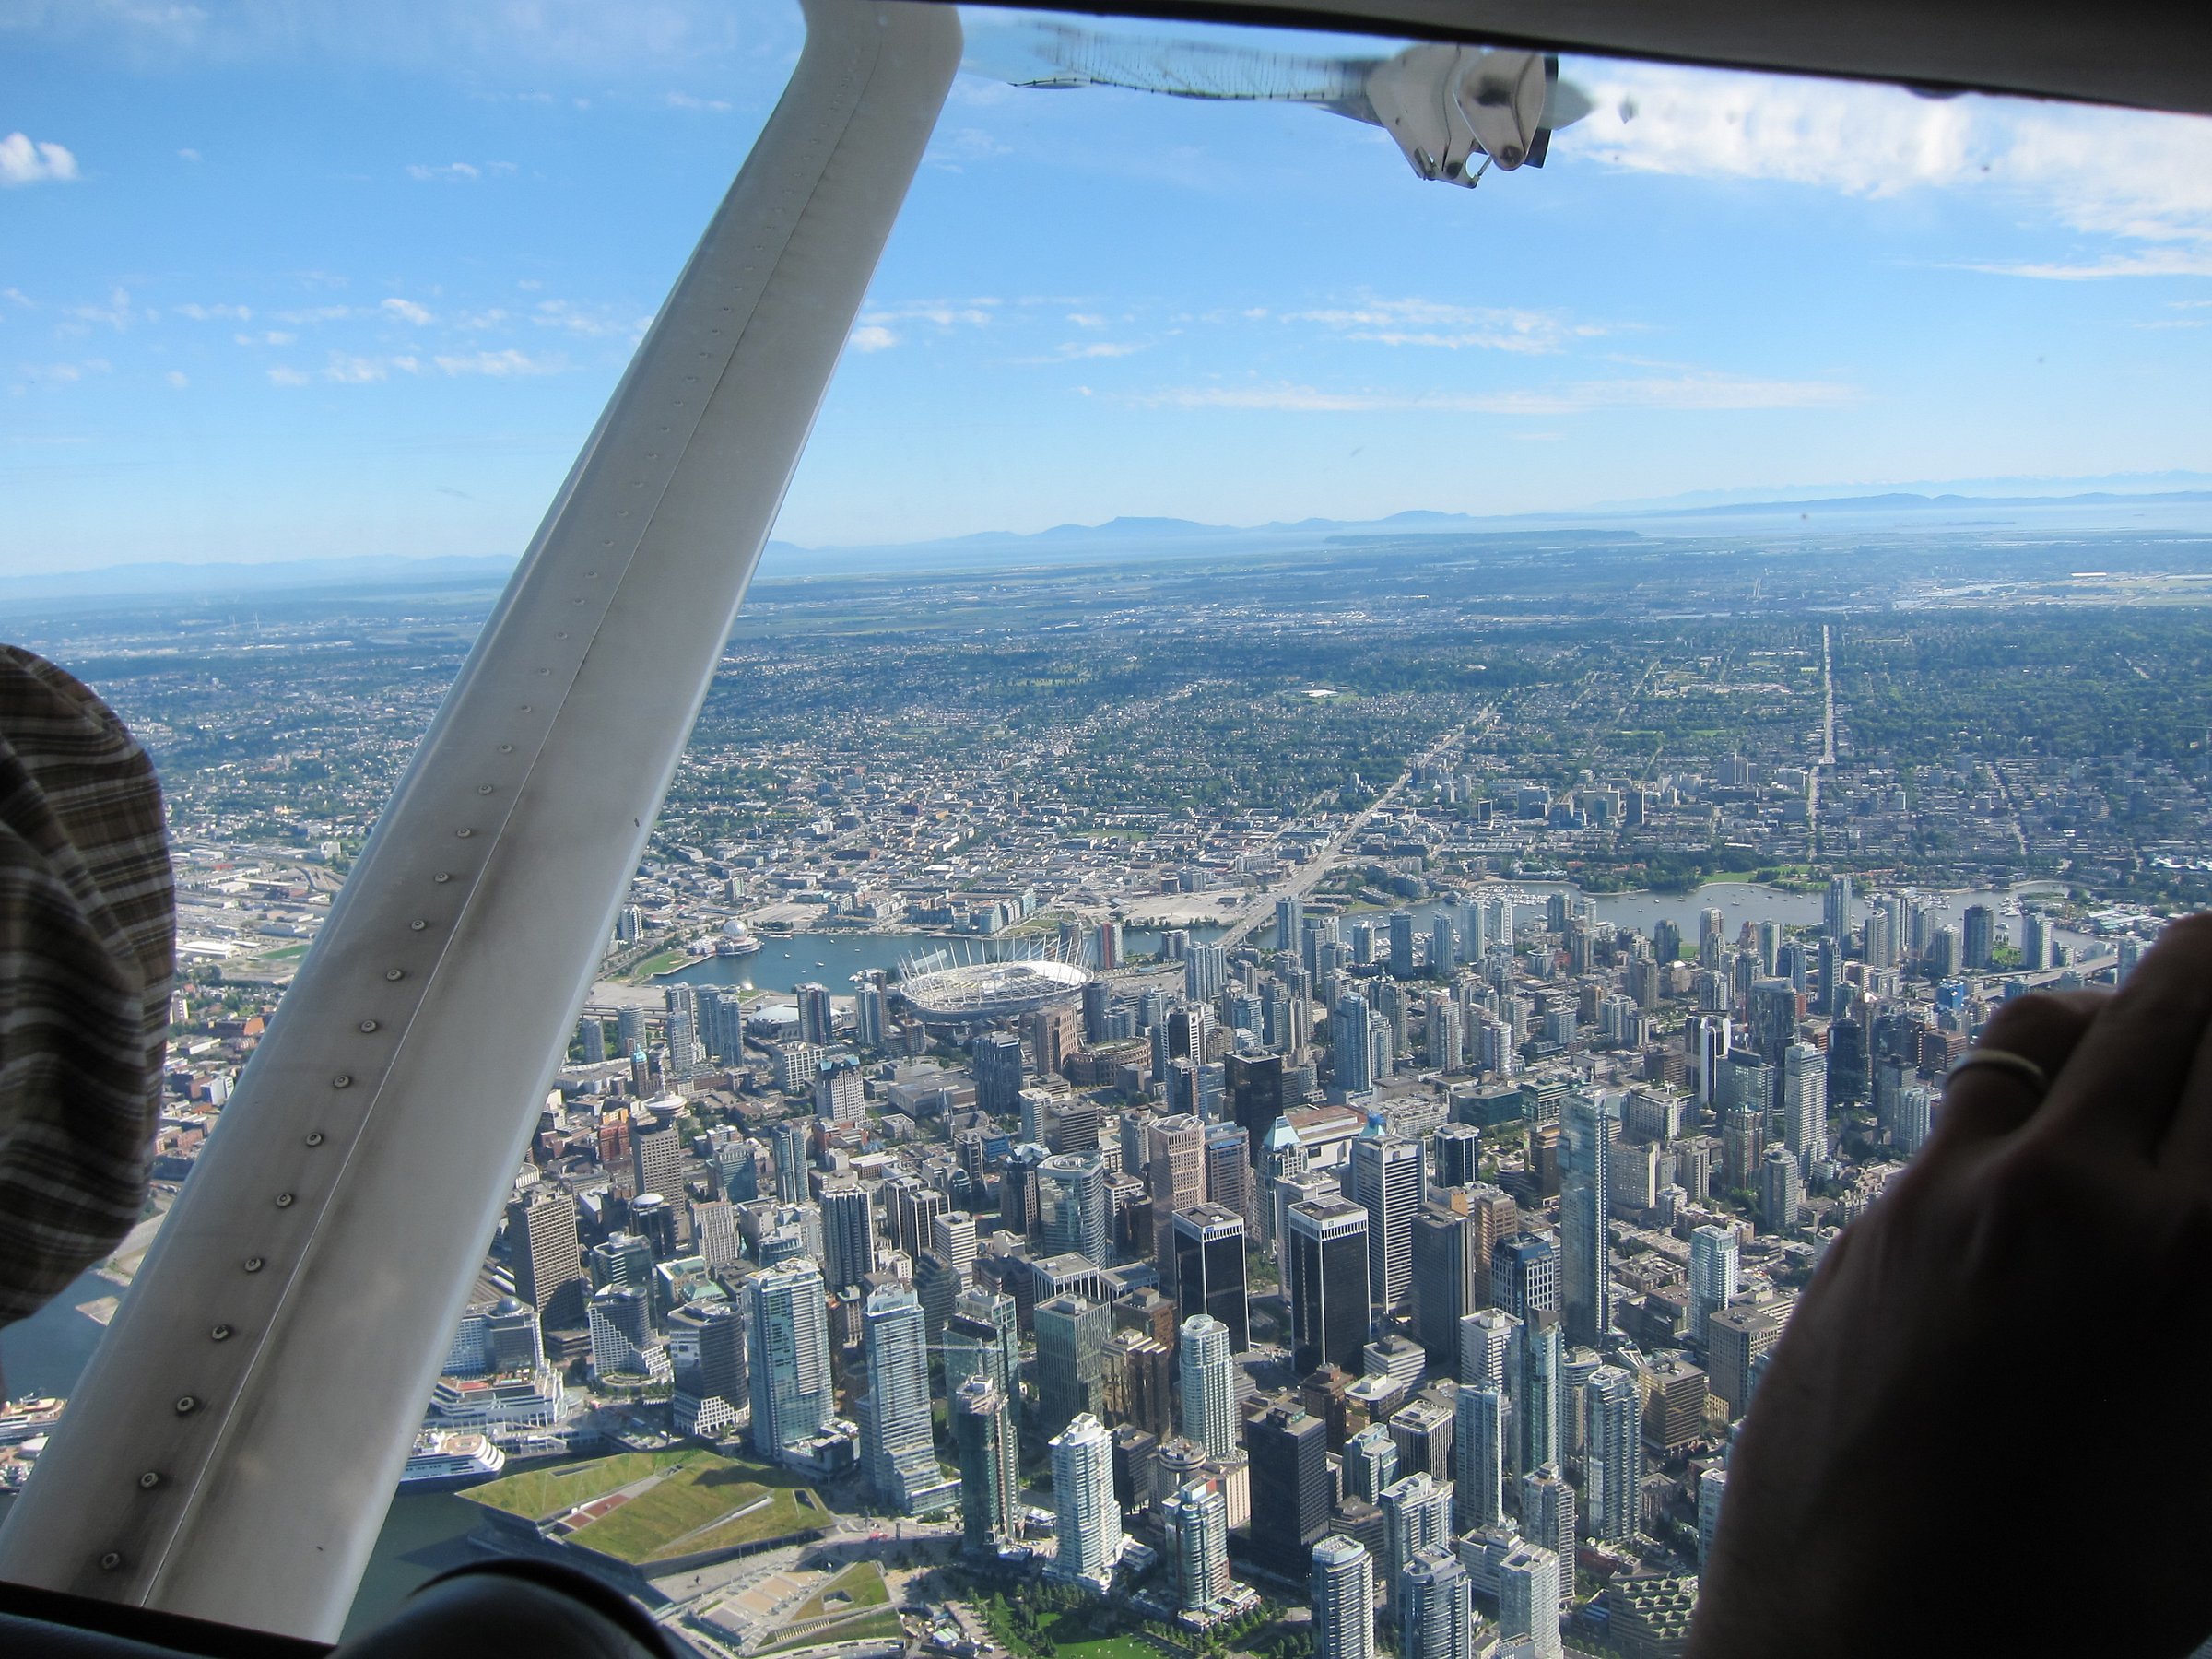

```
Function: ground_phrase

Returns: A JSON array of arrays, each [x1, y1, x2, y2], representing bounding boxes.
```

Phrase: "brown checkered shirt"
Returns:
[[0, 647, 174, 1324]]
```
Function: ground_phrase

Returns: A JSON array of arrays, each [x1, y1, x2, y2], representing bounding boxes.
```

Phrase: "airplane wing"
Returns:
[[963, 15, 1591, 186], [964, 16, 1376, 104]]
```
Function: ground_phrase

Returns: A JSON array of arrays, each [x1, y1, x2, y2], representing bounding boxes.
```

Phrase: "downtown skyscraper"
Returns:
[[747, 1257, 833, 1465], [1583, 1363, 1643, 1545], [1781, 1041, 1829, 1171], [859, 1283, 954, 1515], [1499, 1544, 1564, 1659], [1513, 1310, 1565, 1477], [1688, 1224, 1740, 1350], [954, 1373, 1019, 1556], [1247, 1401, 1330, 1571], [1559, 1090, 1617, 1347], [1164, 1478, 1231, 1613], [1148, 1113, 1208, 1288], [1049, 1412, 1124, 1589], [1288, 1197, 1371, 1373], [818, 1181, 874, 1292], [1395, 1548, 1473, 1659], [1347, 1124, 1421, 1318], [1332, 992, 1373, 1094], [1453, 1382, 1507, 1533], [1171, 1203, 1250, 1352], [1311, 1535, 1375, 1659], [943, 1286, 1021, 1432], [1178, 1313, 1238, 1460], [1040, 1151, 1112, 1266]]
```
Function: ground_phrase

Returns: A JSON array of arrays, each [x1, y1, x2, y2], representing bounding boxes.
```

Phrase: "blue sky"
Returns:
[[4, 1, 2212, 571]]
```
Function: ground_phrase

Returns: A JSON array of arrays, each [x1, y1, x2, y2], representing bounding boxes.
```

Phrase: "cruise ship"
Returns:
[[398, 1431, 505, 1491]]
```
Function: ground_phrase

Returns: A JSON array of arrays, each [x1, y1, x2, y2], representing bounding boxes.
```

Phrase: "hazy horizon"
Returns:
[[8, 469, 2212, 595]]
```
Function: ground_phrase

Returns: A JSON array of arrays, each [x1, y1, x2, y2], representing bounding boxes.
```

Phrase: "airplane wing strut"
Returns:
[[0, 0, 961, 1639]]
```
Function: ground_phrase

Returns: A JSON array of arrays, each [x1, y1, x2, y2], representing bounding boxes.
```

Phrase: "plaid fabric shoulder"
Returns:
[[0, 647, 175, 1324]]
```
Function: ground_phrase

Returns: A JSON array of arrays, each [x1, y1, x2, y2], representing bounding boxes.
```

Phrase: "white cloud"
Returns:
[[271, 353, 445, 384], [1137, 371, 1855, 415], [0, 2, 793, 80], [67, 287, 135, 331], [232, 330, 295, 345], [849, 324, 899, 353], [861, 300, 998, 330], [1018, 340, 1146, 363], [0, 132, 78, 186], [1067, 312, 1107, 329], [273, 304, 355, 324], [406, 161, 480, 182], [1288, 299, 1600, 354], [64, 2, 207, 51], [1575, 67, 1974, 197], [175, 301, 253, 321], [1141, 383, 1433, 413], [165, 370, 188, 387], [381, 296, 434, 325], [432, 347, 563, 376], [1953, 250, 2212, 280], [325, 353, 392, 382], [1572, 61, 2212, 272], [177, 147, 200, 162], [2, 288, 31, 308], [532, 298, 646, 337], [15, 359, 108, 387], [665, 91, 731, 112]]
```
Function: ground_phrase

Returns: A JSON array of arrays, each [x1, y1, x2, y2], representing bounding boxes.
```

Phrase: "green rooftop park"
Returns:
[[462, 1449, 825, 1568]]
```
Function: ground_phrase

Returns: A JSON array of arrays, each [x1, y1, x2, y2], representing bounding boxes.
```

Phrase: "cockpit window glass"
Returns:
[[1, 0, 2206, 1641]]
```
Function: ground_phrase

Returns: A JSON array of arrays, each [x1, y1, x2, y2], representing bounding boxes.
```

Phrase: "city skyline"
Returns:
[[3, 548, 2184, 1649]]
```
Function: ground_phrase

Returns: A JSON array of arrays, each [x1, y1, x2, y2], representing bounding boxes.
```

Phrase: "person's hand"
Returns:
[[1691, 915, 2212, 1659]]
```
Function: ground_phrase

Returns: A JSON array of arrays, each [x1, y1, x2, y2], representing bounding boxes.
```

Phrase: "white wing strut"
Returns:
[[0, 0, 960, 1639]]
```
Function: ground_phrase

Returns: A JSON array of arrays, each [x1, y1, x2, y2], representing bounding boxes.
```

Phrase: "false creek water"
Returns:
[[665, 881, 2088, 997]]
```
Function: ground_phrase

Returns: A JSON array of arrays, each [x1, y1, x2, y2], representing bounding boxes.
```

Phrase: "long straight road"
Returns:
[[1809, 623, 1835, 857], [1218, 710, 1496, 949], [1821, 624, 1837, 766]]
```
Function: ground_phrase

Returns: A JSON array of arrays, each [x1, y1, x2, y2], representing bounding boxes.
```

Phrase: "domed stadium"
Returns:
[[893, 940, 1092, 1026]]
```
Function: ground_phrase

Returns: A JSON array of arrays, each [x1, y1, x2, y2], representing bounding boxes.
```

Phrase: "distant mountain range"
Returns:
[[752, 489, 2212, 571], [7, 488, 2212, 609], [814, 489, 2212, 548]]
